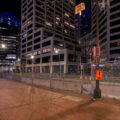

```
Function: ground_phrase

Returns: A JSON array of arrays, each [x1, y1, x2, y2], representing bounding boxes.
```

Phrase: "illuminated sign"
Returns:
[[96, 70, 103, 80], [75, 3, 85, 15]]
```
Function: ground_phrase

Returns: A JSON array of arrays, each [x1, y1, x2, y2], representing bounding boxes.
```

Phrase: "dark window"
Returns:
[[34, 44, 40, 50], [42, 41, 51, 47], [68, 54, 74, 62], [75, 47, 81, 51], [100, 38, 107, 45], [110, 0, 120, 6], [28, 29, 33, 34], [34, 31, 41, 37], [110, 49, 120, 55], [110, 34, 120, 41], [28, 12, 33, 18], [110, 19, 120, 26], [66, 44, 73, 50], [42, 56, 50, 63], [110, 12, 120, 20], [27, 47, 32, 52], [27, 41, 32, 46], [22, 44, 26, 48], [28, 1, 33, 8], [22, 39, 26, 43], [35, 58, 40, 64], [36, 6, 45, 13], [28, 7, 33, 13], [27, 24, 33, 29], [22, 49, 26, 53], [110, 5, 120, 13], [53, 54, 64, 62], [27, 35, 32, 41], [34, 38, 41, 43], [27, 59, 32, 64], [110, 27, 120, 34]]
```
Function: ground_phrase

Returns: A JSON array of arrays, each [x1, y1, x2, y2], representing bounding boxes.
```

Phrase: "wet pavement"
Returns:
[[0, 79, 120, 120]]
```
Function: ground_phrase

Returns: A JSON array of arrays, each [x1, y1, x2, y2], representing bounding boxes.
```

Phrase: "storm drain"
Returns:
[[63, 96, 82, 102]]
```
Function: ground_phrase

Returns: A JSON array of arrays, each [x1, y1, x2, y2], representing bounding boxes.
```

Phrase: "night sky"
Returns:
[[0, 0, 91, 20], [0, 0, 21, 20]]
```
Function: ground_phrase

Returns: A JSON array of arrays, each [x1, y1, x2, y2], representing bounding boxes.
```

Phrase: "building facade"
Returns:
[[0, 23, 20, 71], [92, 0, 120, 62], [21, 0, 81, 73]]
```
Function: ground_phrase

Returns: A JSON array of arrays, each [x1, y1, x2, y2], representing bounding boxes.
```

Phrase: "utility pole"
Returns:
[[93, 0, 102, 99]]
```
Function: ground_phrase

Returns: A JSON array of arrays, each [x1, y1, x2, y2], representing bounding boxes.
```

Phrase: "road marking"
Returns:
[[63, 96, 82, 102]]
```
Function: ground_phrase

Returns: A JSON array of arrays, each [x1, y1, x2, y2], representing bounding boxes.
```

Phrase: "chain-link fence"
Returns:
[[0, 61, 120, 98]]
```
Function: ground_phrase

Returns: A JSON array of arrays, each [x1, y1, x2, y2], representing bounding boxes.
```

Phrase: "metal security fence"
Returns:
[[0, 61, 120, 99]]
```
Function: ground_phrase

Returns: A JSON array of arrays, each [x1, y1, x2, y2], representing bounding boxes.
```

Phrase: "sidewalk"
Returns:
[[0, 78, 120, 120]]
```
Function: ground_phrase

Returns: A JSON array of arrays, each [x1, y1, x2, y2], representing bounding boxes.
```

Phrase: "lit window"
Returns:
[[56, 17, 60, 21], [45, 21, 52, 27], [65, 13, 70, 18]]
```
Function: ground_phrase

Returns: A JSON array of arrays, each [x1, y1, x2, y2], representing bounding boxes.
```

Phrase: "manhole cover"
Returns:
[[63, 96, 82, 102]]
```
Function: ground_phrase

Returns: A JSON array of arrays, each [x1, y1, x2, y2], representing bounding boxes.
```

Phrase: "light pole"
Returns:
[[31, 55, 34, 84], [18, 58, 21, 76], [55, 49, 61, 80], [31, 55, 34, 104], [93, 0, 105, 99]]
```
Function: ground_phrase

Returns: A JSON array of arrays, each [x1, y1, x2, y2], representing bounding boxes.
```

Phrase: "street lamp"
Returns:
[[17, 58, 21, 74], [18, 58, 20, 62], [30, 55, 34, 104], [31, 55, 34, 60], [93, 0, 105, 99], [1, 44, 6, 49], [55, 49, 61, 80], [31, 55, 34, 74]]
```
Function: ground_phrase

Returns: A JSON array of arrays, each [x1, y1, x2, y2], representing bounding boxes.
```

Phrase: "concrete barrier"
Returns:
[[1, 74, 120, 99], [83, 82, 120, 99], [51, 80, 82, 93]]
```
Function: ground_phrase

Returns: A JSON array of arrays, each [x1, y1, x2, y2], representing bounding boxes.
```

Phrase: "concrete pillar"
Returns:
[[40, 66, 42, 73], [50, 65, 53, 74], [64, 64, 68, 74]]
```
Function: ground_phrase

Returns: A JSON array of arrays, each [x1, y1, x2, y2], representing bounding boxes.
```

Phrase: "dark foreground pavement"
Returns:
[[0, 79, 120, 120]]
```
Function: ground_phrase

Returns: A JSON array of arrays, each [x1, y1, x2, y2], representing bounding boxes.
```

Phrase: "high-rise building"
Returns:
[[0, 12, 20, 71], [92, 0, 120, 62], [75, 2, 92, 63], [75, 6, 91, 37], [21, 0, 80, 73]]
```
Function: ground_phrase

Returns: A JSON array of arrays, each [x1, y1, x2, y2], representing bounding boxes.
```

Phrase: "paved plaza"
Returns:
[[0, 79, 120, 120]]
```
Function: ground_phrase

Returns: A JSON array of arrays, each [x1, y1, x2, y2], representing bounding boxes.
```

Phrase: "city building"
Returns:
[[0, 12, 20, 71], [21, 0, 81, 74], [91, 0, 120, 62], [75, 2, 92, 63], [78, 33, 93, 63]]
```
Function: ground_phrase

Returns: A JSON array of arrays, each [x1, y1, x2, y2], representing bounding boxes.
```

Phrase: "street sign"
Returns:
[[96, 70, 103, 80]]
